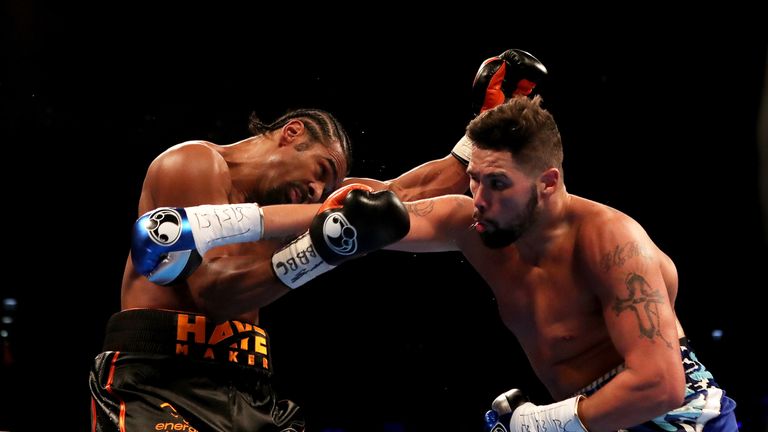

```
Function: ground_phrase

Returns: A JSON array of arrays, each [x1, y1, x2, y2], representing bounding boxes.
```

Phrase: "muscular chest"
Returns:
[[466, 246, 603, 360]]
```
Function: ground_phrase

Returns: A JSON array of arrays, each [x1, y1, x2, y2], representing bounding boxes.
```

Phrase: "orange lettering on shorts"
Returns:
[[154, 423, 197, 432], [177, 314, 206, 343], [208, 322, 234, 345], [175, 344, 189, 356], [204, 347, 214, 359], [232, 321, 252, 333], [157, 402, 197, 431], [229, 350, 238, 363], [255, 336, 267, 355]]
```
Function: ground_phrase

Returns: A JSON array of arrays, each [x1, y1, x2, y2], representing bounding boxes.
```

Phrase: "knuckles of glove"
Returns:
[[309, 189, 410, 265], [472, 49, 549, 115]]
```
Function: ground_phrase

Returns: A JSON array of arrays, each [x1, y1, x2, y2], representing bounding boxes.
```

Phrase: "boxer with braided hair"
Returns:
[[95, 49, 548, 431]]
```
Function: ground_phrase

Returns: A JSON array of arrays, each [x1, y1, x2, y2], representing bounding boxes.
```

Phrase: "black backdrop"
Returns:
[[3, 4, 767, 431]]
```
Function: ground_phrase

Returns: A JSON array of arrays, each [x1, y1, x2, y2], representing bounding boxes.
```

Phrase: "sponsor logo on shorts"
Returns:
[[175, 314, 269, 369], [156, 402, 198, 431], [145, 208, 183, 246]]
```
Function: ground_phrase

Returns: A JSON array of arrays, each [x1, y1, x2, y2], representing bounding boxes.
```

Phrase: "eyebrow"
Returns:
[[466, 169, 509, 180], [486, 172, 509, 179], [325, 157, 339, 184]]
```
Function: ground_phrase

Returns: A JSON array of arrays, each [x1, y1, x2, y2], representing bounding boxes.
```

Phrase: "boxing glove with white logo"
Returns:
[[271, 184, 410, 289]]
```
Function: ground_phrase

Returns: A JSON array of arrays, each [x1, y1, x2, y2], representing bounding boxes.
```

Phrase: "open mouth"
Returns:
[[473, 218, 497, 233]]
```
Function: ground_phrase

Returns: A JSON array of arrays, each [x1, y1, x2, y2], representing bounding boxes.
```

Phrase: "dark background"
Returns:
[[2, 3, 767, 431]]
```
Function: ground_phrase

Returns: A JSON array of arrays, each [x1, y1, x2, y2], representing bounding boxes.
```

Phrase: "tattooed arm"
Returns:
[[574, 211, 686, 431], [385, 195, 476, 252]]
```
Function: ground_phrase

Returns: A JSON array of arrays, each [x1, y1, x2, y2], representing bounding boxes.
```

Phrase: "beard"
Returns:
[[479, 185, 539, 249], [262, 181, 307, 205]]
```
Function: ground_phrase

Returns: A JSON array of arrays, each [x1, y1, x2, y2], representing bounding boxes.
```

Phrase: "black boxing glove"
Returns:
[[271, 184, 410, 288], [485, 389, 529, 432], [472, 49, 548, 115], [453, 49, 548, 165]]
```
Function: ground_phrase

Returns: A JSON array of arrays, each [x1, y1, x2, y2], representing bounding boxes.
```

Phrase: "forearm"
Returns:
[[386, 195, 472, 252], [261, 204, 320, 239], [188, 250, 290, 320], [487, 368, 684, 432], [578, 368, 684, 431], [386, 155, 469, 200], [344, 155, 469, 202]]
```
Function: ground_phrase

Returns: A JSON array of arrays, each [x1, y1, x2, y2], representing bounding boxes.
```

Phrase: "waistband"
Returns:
[[103, 309, 271, 372], [574, 363, 627, 397]]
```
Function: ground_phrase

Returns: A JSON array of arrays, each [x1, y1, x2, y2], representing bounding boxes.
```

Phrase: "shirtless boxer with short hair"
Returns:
[[392, 96, 738, 431]]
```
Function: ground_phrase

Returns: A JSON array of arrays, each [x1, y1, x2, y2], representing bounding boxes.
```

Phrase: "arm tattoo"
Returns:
[[600, 241, 650, 272], [612, 272, 673, 348], [405, 200, 435, 217]]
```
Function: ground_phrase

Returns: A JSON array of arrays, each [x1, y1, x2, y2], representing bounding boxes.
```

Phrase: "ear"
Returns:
[[539, 168, 560, 196], [278, 120, 305, 147]]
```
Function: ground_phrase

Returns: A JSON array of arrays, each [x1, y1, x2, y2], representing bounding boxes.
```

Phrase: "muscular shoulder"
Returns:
[[149, 141, 228, 179], [142, 141, 232, 208], [572, 196, 657, 272]]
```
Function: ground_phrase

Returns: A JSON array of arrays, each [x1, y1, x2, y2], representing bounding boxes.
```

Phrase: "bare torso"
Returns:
[[121, 241, 281, 323], [121, 139, 470, 324], [457, 195, 680, 399], [121, 140, 284, 323]]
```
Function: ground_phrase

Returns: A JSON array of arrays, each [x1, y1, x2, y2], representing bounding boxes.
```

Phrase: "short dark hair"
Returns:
[[467, 96, 563, 176], [249, 108, 352, 176]]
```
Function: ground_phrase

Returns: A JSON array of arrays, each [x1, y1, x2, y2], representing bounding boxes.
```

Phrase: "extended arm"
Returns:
[[343, 155, 469, 202], [385, 194, 476, 253], [344, 49, 547, 202], [130, 148, 408, 317]]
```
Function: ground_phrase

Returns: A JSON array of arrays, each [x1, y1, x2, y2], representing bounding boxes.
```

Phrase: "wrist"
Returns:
[[451, 134, 473, 165], [574, 395, 589, 431], [271, 232, 335, 289], [185, 203, 263, 255], [510, 396, 587, 432]]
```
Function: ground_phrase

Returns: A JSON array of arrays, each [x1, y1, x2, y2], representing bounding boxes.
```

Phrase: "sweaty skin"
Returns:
[[342, 155, 469, 202], [390, 147, 686, 430], [122, 122, 348, 323], [122, 121, 468, 323]]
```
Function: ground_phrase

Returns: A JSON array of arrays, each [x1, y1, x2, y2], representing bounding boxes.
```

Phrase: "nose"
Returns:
[[472, 184, 487, 213], [307, 181, 325, 203]]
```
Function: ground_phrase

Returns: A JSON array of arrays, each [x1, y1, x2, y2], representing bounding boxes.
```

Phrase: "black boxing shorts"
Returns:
[[89, 309, 304, 432]]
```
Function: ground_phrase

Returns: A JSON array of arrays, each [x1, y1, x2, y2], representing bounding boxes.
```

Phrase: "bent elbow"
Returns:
[[653, 371, 687, 413], [664, 381, 686, 412]]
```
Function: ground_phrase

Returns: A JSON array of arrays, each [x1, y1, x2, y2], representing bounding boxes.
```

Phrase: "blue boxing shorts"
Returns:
[[574, 337, 737, 431]]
